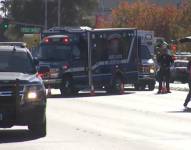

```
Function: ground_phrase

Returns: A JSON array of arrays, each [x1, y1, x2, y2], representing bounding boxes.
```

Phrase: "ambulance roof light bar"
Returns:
[[46, 26, 92, 33]]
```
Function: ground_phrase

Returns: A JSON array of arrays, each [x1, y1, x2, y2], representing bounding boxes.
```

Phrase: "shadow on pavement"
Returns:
[[154, 93, 169, 95], [0, 129, 43, 143], [48, 89, 136, 98], [48, 91, 136, 99], [167, 108, 191, 113]]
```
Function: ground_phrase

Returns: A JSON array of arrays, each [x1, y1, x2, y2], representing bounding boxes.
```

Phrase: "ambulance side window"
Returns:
[[92, 38, 108, 65], [78, 36, 88, 62]]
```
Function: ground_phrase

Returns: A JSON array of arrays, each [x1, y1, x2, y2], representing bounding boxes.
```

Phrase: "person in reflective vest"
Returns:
[[157, 42, 174, 93]]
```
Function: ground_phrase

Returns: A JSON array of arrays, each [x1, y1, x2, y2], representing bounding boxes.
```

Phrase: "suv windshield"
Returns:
[[0, 51, 36, 73], [141, 45, 152, 59], [38, 44, 72, 61]]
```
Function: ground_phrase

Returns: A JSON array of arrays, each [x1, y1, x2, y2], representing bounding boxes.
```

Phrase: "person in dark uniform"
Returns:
[[157, 42, 174, 93], [183, 59, 191, 108]]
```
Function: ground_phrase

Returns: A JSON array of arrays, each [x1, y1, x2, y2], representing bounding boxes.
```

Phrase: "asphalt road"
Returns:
[[0, 89, 191, 150]]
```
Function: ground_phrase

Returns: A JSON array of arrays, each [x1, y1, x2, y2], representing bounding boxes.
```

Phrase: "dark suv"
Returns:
[[0, 45, 46, 137]]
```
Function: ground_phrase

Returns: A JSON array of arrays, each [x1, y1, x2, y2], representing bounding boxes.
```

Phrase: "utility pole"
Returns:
[[100, 0, 104, 15], [44, 0, 48, 30], [58, 0, 61, 26]]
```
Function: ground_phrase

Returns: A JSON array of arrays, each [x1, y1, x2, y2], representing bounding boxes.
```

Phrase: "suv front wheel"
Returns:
[[28, 117, 46, 137]]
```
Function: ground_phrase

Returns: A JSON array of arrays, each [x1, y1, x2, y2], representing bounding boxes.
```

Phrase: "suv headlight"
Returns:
[[28, 91, 38, 99], [22, 84, 45, 103]]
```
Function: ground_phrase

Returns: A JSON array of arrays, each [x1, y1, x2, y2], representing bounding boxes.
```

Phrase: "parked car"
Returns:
[[170, 59, 189, 83]]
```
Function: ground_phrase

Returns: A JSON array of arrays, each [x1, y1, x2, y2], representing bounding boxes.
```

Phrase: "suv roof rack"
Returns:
[[41, 26, 92, 39]]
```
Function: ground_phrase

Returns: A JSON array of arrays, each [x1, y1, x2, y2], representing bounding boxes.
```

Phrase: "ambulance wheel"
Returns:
[[148, 83, 155, 91], [113, 77, 124, 94], [140, 85, 146, 91], [60, 78, 75, 96], [134, 84, 145, 91], [134, 83, 140, 91]]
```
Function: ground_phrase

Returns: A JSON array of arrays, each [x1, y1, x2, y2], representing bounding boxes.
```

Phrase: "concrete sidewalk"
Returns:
[[155, 82, 189, 91]]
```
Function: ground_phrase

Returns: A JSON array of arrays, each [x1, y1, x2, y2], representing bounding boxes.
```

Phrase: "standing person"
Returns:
[[183, 59, 191, 108], [157, 42, 174, 94]]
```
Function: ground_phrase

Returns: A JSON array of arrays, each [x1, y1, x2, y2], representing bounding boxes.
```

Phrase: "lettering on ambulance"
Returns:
[[66, 30, 137, 74], [90, 32, 136, 71]]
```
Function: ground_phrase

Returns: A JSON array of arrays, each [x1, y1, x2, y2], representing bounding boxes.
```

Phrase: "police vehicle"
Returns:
[[37, 27, 139, 95], [0, 45, 46, 136]]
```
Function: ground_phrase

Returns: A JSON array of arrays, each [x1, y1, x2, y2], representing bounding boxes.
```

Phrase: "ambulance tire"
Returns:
[[112, 77, 123, 94], [60, 78, 76, 96], [134, 84, 145, 91], [148, 83, 155, 91], [134, 84, 140, 91]]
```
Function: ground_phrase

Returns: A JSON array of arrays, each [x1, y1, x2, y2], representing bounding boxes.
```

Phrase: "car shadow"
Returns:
[[48, 90, 136, 99], [167, 108, 191, 113], [154, 92, 169, 95], [0, 129, 43, 143]]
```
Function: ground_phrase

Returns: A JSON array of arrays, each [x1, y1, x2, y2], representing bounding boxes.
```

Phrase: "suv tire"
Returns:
[[28, 117, 46, 137]]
